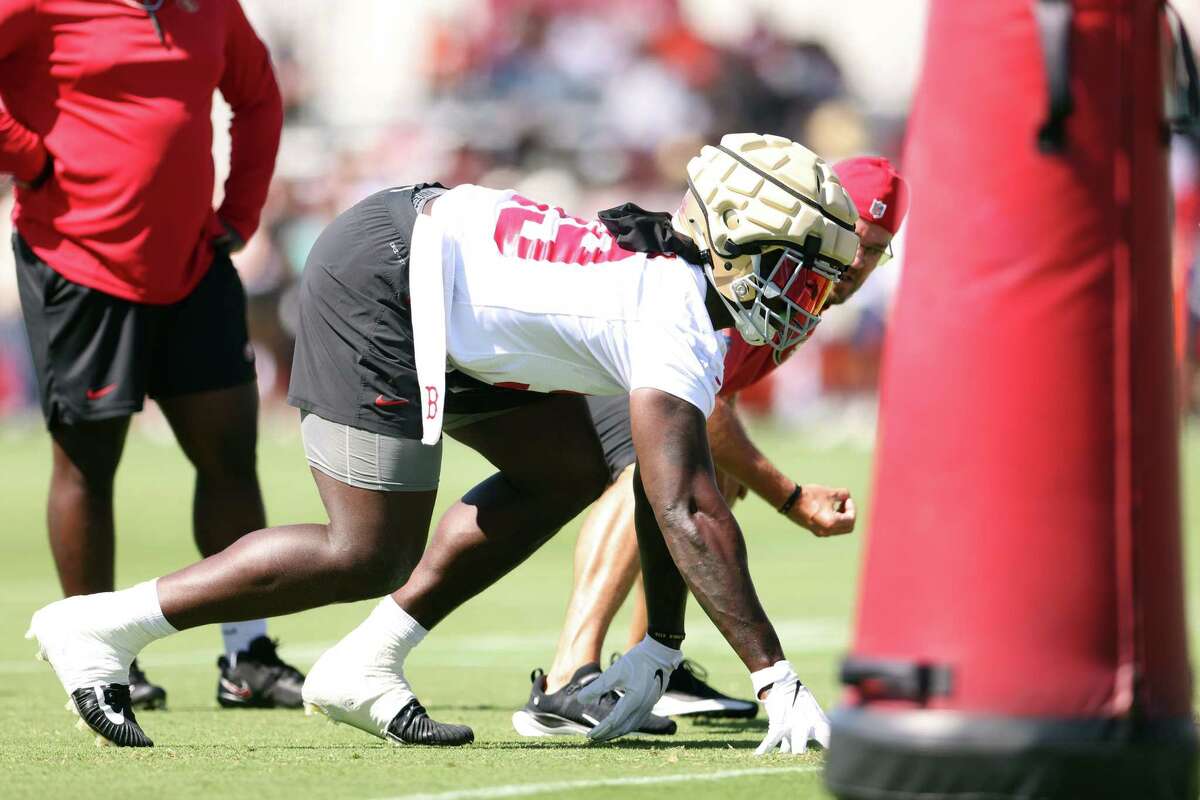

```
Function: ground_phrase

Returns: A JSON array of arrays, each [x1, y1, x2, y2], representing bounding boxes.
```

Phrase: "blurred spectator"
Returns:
[[1, 0, 913, 437]]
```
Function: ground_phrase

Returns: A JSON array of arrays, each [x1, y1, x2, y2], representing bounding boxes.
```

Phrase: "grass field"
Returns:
[[2, 413, 1198, 800]]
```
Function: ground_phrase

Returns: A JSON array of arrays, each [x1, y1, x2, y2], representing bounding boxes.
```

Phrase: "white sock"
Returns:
[[30, 579, 178, 691], [112, 580, 180, 648], [221, 619, 268, 662], [359, 596, 428, 664]]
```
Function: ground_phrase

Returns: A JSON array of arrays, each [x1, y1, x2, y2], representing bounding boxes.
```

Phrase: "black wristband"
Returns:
[[779, 484, 802, 514], [647, 630, 685, 648]]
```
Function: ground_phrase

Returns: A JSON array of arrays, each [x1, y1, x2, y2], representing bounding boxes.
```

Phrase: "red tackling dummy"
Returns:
[[826, 1, 1196, 798]]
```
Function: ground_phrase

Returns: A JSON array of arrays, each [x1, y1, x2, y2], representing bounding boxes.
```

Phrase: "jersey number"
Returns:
[[493, 194, 632, 265]]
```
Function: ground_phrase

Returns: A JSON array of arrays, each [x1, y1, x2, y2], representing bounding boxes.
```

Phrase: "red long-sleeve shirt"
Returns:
[[0, 0, 282, 304]]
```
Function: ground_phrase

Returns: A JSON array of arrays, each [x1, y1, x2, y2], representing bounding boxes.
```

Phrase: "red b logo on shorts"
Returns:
[[425, 386, 439, 420]]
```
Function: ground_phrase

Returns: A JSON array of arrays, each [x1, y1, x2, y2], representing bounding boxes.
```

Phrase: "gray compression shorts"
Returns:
[[300, 409, 513, 492]]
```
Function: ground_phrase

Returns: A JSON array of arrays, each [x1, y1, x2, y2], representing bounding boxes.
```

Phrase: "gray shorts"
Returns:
[[300, 409, 511, 492]]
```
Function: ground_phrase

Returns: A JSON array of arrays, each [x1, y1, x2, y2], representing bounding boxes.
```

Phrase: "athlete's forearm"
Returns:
[[630, 388, 785, 672], [655, 487, 784, 672], [631, 466, 688, 645], [708, 396, 795, 508]]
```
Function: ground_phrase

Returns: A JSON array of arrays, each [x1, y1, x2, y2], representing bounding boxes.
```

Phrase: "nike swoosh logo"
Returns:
[[374, 395, 409, 408], [654, 669, 664, 692], [220, 677, 253, 699], [95, 686, 125, 725], [86, 383, 117, 401]]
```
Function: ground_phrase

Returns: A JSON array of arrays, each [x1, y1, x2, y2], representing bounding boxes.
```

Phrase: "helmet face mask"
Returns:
[[673, 133, 860, 353], [725, 243, 846, 350]]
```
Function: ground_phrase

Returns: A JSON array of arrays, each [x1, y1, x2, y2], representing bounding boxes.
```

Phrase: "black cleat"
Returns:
[[128, 659, 167, 711], [216, 636, 306, 709], [385, 698, 474, 746], [511, 664, 677, 737], [651, 659, 758, 719], [70, 685, 153, 747]]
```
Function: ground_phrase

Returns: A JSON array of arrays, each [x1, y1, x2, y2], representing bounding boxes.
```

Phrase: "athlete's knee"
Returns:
[[325, 531, 417, 601], [191, 434, 258, 484]]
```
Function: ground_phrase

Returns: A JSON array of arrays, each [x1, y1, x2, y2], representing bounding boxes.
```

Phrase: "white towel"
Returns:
[[407, 212, 456, 445]]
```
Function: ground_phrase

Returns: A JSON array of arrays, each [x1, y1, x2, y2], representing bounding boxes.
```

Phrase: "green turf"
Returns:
[[1, 414, 1197, 800]]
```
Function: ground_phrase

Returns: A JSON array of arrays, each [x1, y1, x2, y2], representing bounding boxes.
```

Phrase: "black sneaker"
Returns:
[[216, 636, 306, 709], [511, 664, 677, 737], [385, 698, 474, 746], [128, 658, 167, 711], [651, 659, 758, 719], [69, 684, 153, 747]]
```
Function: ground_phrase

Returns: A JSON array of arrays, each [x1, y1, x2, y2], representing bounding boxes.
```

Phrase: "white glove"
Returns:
[[577, 635, 683, 742], [752, 660, 831, 755]]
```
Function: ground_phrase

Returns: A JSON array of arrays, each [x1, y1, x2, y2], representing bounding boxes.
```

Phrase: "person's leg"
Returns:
[[390, 395, 610, 629], [47, 418, 131, 596], [157, 382, 265, 559], [155, 381, 281, 667], [544, 467, 640, 693], [157, 470, 435, 626]]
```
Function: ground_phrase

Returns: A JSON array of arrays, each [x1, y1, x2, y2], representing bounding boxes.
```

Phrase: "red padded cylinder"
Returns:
[[826, 1, 1196, 797]]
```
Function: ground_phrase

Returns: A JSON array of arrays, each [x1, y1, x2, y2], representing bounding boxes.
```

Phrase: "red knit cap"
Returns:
[[832, 156, 910, 235]]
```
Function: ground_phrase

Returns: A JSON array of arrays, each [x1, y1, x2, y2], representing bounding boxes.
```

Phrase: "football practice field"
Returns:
[[3, 414, 1199, 800]]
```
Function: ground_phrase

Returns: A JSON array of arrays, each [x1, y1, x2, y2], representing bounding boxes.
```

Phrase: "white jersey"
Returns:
[[430, 184, 724, 417]]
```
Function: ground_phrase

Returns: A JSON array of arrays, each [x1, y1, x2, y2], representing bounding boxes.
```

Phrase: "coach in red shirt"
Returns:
[[1, 0, 302, 709]]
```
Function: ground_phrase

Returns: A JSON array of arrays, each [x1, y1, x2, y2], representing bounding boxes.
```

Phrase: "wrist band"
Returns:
[[779, 484, 802, 514], [750, 659, 794, 697], [647, 630, 685, 646]]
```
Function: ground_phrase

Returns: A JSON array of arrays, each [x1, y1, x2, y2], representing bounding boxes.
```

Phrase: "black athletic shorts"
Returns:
[[287, 183, 537, 440], [587, 395, 636, 484], [14, 234, 256, 428]]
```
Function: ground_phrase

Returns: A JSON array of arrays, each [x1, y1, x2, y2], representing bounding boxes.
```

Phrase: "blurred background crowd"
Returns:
[[0, 0, 1197, 437]]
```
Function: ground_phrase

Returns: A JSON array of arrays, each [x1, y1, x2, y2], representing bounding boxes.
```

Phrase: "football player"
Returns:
[[29, 133, 860, 754], [511, 157, 909, 737]]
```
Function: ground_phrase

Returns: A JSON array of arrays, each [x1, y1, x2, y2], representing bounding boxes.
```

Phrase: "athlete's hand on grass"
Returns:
[[788, 484, 855, 537], [753, 660, 831, 755], [579, 635, 683, 742]]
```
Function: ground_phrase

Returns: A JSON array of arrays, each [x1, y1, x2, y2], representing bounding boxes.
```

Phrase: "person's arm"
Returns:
[[628, 387, 783, 671], [578, 387, 786, 742], [708, 394, 856, 536], [214, 0, 283, 248], [0, 0, 50, 184]]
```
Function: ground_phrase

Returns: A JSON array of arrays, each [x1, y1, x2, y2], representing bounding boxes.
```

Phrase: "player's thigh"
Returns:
[[447, 394, 609, 500], [157, 382, 259, 477], [305, 414, 441, 585]]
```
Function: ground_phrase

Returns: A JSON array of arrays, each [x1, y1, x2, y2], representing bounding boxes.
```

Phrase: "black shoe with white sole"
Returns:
[[385, 698, 474, 746], [70, 684, 153, 747], [651, 659, 758, 719], [216, 636, 306, 709], [511, 664, 677, 737], [128, 659, 167, 711]]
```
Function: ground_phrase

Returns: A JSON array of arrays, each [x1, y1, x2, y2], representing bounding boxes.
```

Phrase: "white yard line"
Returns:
[[378, 766, 820, 800]]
